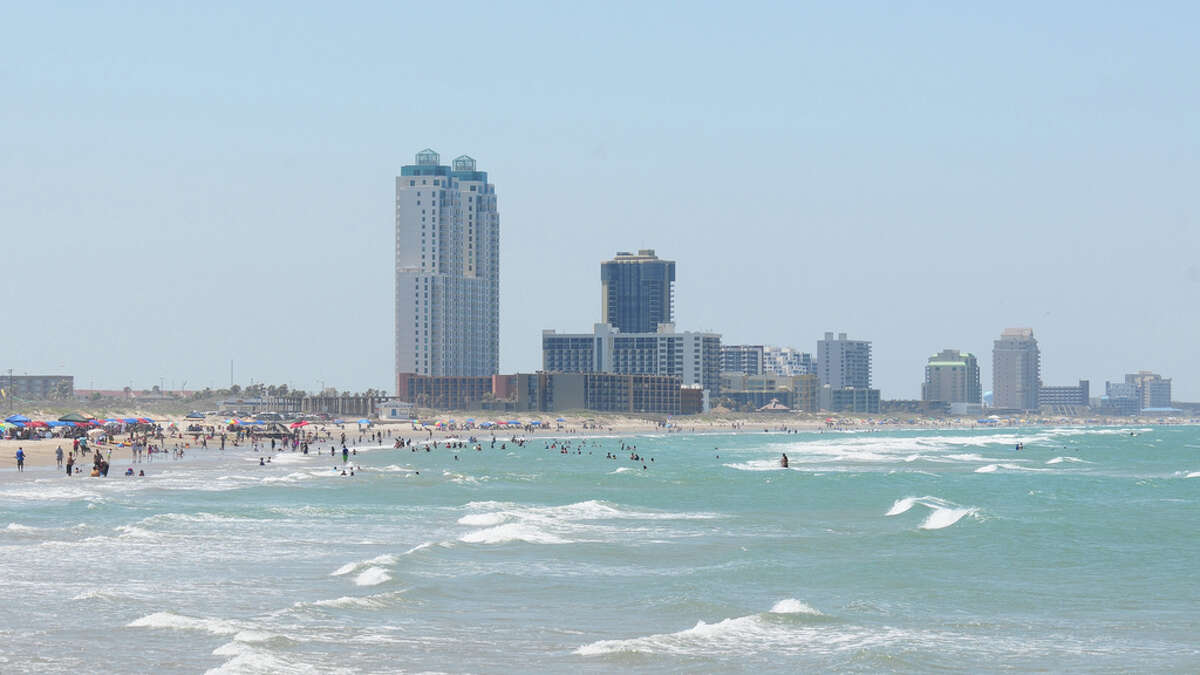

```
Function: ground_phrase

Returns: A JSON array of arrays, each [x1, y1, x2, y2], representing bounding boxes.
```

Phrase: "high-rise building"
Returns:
[[763, 346, 816, 376], [721, 345, 815, 376], [395, 149, 499, 384], [720, 345, 764, 375], [542, 323, 721, 396], [600, 250, 675, 333], [1102, 381, 1141, 415], [922, 349, 981, 404], [817, 332, 872, 389], [1125, 371, 1172, 409], [992, 328, 1040, 410]]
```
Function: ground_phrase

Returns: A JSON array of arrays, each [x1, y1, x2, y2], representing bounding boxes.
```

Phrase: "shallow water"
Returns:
[[1, 426, 1197, 672]]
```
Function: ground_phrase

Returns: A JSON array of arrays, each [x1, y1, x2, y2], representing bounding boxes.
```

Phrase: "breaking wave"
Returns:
[[886, 496, 979, 530], [574, 599, 828, 657], [127, 611, 242, 635], [353, 567, 392, 586]]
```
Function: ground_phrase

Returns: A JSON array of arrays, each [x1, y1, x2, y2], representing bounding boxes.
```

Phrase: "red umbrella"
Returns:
[[27, 421, 49, 428], [289, 421, 309, 428]]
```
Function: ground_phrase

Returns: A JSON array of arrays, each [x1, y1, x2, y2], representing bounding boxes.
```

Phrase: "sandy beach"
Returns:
[[4, 408, 1194, 474]]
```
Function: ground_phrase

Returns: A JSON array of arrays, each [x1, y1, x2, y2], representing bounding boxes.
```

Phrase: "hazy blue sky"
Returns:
[[3, 2, 1197, 399]]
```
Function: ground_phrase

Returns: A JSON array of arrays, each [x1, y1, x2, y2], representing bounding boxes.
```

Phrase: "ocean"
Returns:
[[1, 425, 1197, 673]]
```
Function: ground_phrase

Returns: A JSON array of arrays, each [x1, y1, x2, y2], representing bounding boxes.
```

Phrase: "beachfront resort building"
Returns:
[[721, 345, 815, 378], [395, 150, 499, 385], [817, 332, 872, 389], [815, 332, 878, 412], [992, 328, 1041, 410], [601, 250, 675, 334], [921, 350, 982, 405], [1039, 380, 1090, 411], [1101, 381, 1141, 416], [721, 345, 764, 375], [719, 372, 820, 411], [542, 323, 721, 400], [1125, 371, 1172, 410], [1, 374, 74, 400], [515, 372, 683, 414], [764, 346, 816, 376]]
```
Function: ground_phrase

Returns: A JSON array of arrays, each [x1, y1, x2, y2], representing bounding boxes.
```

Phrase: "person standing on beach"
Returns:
[[15, 448, 25, 472], [56, 446, 64, 468], [65, 453, 74, 477]]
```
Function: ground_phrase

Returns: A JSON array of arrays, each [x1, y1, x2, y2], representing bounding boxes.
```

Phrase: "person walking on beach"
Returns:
[[56, 446, 64, 468], [15, 448, 25, 472], [65, 453, 74, 477]]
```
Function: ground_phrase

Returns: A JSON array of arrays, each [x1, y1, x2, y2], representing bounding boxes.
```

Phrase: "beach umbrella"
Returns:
[[333, 419, 345, 424], [357, 418, 371, 424], [123, 418, 139, 424], [289, 421, 309, 428], [506, 420, 520, 425], [58, 413, 91, 423], [5, 414, 30, 423], [465, 418, 475, 423], [138, 417, 153, 424], [556, 417, 566, 422]]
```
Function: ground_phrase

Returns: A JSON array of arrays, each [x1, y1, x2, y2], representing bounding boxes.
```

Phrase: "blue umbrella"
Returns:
[[123, 418, 139, 424], [556, 417, 566, 422], [466, 418, 475, 423], [357, 418, 371, 424], [333, 419, 345, 424], [506, 420, 520, 425], [5, 414, 30, 423]]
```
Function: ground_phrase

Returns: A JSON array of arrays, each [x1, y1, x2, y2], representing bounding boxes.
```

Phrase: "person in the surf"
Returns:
[[780, 453, 789, 468]]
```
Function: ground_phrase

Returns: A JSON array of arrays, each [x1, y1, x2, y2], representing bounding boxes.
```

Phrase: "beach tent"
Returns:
[[185, 412, 204, 419], [5, 414, 30, 423], [58, 413, 92, 423]]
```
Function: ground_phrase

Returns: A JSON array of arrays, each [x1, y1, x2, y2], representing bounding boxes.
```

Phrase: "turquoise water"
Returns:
[[1, 426, 1197, 673]]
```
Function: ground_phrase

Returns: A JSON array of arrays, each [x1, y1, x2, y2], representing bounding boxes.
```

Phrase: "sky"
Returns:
[[2, 2, 1197, 399]]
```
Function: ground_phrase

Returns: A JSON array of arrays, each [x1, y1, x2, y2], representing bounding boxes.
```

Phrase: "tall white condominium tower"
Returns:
[[992, 328, 1040, 410], [395, 149, 499, 380], [817, 332, 872, 388]]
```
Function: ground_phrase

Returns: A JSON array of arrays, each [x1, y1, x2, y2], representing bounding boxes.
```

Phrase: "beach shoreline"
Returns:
[[2, 409, 1188, 475]]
